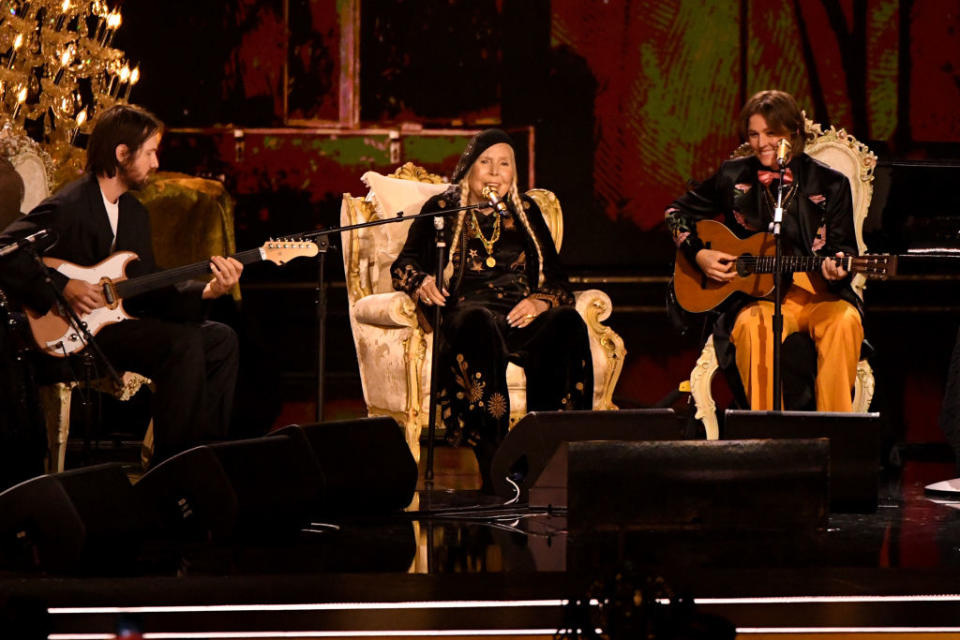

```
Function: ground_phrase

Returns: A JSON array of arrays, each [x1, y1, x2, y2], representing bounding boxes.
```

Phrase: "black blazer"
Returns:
[[666, 152, 861, 315], [0, 173, 204, 319]]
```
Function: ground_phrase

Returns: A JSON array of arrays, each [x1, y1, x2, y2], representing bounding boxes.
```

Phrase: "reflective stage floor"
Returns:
[[3, 447, 960, 639]]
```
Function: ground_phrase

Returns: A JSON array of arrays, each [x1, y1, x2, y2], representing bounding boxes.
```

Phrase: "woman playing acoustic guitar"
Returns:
[[665, 89, 863, 412]]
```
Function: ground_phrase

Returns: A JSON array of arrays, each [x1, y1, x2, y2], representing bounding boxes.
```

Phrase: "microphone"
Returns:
[[776, 138, 791, 168], [481, 186, 510, 217], [0, 228, 50, 257]]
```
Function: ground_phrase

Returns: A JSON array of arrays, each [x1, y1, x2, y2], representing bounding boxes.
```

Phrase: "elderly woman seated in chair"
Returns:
[[391, 129, 593, 490], [666, 90, 864, 412]]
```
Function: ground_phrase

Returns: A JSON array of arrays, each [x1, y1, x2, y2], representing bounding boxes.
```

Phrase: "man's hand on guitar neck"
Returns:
[[696, 249, 738, 283], [202, 255, 244, 300], [821, 252, 849, 281], [63, 279, 106, 315]]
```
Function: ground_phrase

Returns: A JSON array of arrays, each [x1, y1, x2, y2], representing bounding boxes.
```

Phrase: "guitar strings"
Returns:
[[114, 248, 263, 298]]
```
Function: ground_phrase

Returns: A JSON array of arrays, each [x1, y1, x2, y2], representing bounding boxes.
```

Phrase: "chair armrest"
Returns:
[[353, 291, 419, 328], [573, 289, 613, 323]]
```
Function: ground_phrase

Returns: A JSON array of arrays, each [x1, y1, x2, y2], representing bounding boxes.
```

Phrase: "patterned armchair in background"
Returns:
[[340, 162, 627, 461]]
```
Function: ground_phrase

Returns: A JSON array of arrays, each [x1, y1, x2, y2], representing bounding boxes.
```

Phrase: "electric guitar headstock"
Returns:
[[260, 238, 320, 265]]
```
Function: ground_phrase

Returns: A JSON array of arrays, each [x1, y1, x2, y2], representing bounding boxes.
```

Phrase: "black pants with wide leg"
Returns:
[[96, 319, 239, 464], [437, 303, 593, 489]]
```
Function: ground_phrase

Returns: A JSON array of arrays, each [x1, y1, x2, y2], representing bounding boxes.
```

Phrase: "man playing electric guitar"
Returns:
[[0, 104, 244, 464], [665, 90, 863, 412]]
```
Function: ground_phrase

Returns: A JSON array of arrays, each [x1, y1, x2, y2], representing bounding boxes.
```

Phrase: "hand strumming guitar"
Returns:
[[696, 248, 738, 283], [63, 279, 106, 314]]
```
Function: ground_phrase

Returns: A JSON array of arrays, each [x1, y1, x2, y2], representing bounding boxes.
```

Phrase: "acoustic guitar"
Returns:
[[27, 239, 319, 357], [673, 219, 895, 313]]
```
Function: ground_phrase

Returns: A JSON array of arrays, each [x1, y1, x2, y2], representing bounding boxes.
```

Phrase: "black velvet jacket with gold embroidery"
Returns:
[[391, 187, 574, 309]]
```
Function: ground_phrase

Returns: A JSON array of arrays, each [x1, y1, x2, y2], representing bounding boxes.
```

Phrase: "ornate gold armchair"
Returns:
[[341, 163, 627, 460], [688, 120, 878, 439]]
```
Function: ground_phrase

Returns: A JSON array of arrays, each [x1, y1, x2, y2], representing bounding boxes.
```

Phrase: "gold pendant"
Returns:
[[485, 256, 496, 268]]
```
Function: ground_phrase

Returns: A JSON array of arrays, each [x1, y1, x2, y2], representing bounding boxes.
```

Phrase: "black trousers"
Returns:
[[96, 318, 239, 464], [437, 304, 593, 465]]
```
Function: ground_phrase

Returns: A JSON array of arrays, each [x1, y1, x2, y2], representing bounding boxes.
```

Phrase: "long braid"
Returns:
[[442, 180, 468, 286], [508, 181, 545, 287]]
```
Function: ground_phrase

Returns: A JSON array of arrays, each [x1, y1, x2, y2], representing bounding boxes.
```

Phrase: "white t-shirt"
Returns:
[[101, 188, 119, 251]]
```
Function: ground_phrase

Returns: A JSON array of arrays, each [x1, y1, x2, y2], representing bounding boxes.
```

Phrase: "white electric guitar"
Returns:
[[26, 239, 319, 357]]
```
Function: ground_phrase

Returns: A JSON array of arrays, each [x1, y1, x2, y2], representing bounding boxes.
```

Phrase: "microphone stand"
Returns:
[[292, 201, 490, 485], [424, 214, 445, 487], [771, 161, 787, 412]]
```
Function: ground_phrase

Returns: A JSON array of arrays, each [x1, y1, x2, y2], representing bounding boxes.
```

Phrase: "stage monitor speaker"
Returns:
[[490, 409, 690, 500], [0, 463, 145, 572], [532, 439, 829, 533], [275, 416, 418, 513], [723, 409, 883, 512], [135, 432, 324, 541]]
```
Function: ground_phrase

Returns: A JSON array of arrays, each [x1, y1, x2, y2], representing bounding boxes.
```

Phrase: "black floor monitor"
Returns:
[[723, 410, 883, 511], [490, 409, 690, 499]]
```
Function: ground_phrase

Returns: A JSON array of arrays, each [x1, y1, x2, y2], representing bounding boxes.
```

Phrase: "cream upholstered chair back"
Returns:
[[341, 163, 625, 461], [801, 120, 877, 298], [343, 164, 450, 302], [690, 120, 878, 440]]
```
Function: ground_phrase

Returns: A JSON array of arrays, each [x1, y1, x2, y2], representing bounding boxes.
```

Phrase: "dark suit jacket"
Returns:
[[0, 173, 204, 319], [666, 152, 861, 315]]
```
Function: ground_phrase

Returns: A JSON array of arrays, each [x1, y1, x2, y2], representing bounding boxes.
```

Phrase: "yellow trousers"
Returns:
[[730, 285, 863, 412]]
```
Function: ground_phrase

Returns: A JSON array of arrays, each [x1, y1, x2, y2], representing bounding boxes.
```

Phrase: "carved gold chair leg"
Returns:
[[689, 334, 721, 440], [853, 359, 875, 413], [40, 381, 76, 474], [40, 371, 153, 473]]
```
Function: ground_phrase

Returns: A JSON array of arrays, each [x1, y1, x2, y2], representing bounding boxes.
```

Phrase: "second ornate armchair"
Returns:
[[688, 119, 878, 439], [341, 163, 627, 460]]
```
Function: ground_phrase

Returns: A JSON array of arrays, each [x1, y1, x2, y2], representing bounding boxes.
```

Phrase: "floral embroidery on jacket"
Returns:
[[486, 392, 507, 419], [811, 224, 826, 252]]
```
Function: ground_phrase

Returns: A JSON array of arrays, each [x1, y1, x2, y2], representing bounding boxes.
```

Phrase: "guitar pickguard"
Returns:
[[27, 252, 137, 357]]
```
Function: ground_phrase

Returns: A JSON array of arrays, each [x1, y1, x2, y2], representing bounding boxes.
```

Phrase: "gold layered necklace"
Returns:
[[469, 210, 501, 268]]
